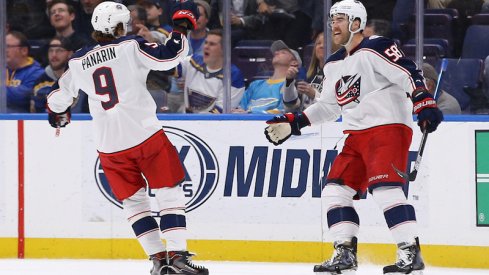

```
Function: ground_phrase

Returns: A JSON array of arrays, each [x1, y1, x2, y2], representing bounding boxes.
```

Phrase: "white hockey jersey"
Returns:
[[47, 33, 189, 153], [304, 36, 427, 132], [177, 55, 245, 113]]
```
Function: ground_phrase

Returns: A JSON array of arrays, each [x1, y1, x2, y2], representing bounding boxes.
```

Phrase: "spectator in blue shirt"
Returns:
[[6, 31, 45, 113], [234, 40, 303, 114]]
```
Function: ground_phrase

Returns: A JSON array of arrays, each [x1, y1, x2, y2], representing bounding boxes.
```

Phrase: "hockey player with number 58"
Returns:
[[47, 1, 208, 275], [265, 0, 443, 274]]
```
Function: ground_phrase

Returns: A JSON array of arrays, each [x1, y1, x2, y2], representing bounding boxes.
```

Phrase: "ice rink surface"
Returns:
[[0, 259, 488, 275]]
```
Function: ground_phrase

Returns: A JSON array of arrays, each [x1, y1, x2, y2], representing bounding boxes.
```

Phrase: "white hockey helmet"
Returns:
[[330, 0, 367, 32], [91, 1, 130, 36]]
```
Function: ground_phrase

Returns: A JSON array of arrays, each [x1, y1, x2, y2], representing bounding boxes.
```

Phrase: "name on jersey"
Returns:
[[82, 47, 117, 70]]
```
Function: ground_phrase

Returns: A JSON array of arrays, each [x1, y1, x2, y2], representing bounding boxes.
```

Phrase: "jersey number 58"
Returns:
[[384, 44, 403, 62]]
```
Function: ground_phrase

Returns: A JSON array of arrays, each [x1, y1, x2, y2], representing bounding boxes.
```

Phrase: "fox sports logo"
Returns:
[[94, 126, 219, 212]]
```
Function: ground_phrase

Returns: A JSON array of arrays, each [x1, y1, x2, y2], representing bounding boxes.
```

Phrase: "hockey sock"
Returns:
[[154, 186, 188, 251], [160, 213, 188, 251], [372, 186, 418, 244], [123, 188, 165, 256], [322, 184, 360, 242]]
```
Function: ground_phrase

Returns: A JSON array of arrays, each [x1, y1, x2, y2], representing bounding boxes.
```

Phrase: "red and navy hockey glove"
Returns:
[[264, 112, 310, 145], [48, 106, 71, 128], [412, 90, 443, 133], [171, 0, 200, 31]]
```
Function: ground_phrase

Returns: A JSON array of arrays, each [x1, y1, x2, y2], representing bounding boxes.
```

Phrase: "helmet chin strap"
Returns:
[[341, 20, 361, 50]]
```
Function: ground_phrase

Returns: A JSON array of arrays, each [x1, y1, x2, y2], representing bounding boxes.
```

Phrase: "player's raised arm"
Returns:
[[134, 0, 200, 71]]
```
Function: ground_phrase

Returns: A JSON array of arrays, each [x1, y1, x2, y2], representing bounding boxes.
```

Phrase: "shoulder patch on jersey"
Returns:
[[326, 48, 347, 64], [360, 36, 397, 54]]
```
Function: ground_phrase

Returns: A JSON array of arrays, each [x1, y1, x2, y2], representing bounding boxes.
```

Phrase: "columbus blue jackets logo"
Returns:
[[335, 74, 361, 106], [94, 127, 219, 212]]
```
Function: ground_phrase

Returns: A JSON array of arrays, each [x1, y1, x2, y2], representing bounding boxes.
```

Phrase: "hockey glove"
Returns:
[[171, 0, 200, 31], [48, 107, 71, 128], [412, 90, 443, 133], [264, 112, 310, 146]]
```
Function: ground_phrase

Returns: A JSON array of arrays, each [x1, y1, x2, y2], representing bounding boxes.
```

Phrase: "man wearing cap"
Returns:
[[422, 63, 461, 114], [234, 40, 303, 114], [31, 36, 74, 113], [6, 31, 45, 113]]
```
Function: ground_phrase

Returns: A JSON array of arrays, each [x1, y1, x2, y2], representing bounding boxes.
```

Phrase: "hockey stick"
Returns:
[[393, 59, 447, 181], [392, 130, 427, 182], [407, 129, 428, 181]]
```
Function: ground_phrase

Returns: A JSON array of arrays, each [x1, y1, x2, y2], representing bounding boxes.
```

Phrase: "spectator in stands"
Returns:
[[165, 0, 211, 113], [176, 29, 245, 113], [48, 0, 90, 51], [73, 0, 104, 38], [281, 32, 324, 112], [31, 37, 74, 113], [422, 63, 461, 114], [363, 19, 391, 38], [6, 31, 45, 113], [7, 0, 54, 40], [234, 40, 302, 114], [138, 0, 172, 36], [255, 0, 312, 50], [209, 0, 261, 46], [128, 4, 167, 43]]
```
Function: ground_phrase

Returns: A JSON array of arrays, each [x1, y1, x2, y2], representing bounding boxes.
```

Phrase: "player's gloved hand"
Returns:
[[264, 112, 310, 146], [170, 0, 200, 31], [48, 107, 71, 128], [412, 90, 443, 133]]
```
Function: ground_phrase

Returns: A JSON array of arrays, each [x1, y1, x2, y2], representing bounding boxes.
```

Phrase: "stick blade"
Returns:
[[409, 170, 418, 181]]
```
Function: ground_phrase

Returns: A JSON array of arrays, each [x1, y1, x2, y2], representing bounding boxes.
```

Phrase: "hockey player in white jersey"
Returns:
[[47, 1, 208, 275], [265, 0, 443, 274]]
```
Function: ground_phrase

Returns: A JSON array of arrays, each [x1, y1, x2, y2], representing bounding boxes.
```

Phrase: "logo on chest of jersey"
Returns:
[[335, 74, 361, 106], [94, 127, 219, 213]]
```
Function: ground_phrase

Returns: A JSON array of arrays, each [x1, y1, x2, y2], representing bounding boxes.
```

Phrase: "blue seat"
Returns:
[[440, 58, 483, 111], [423, 14, 454, 47], [471, 13, 489, 25], [461, 25, 489, 59], [406, 38, 450, 57], [401, 44, 444, 68], [425, 8, 459, 19], [405, 14, 455, 54], [231, 40, 274, 82]]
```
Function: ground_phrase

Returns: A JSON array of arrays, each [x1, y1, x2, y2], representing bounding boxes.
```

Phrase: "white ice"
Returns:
[[0, 259, 487, 275]]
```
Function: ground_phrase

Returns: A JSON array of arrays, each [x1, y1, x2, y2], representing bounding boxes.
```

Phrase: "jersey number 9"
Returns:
[[93, 67, 119, 110]]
